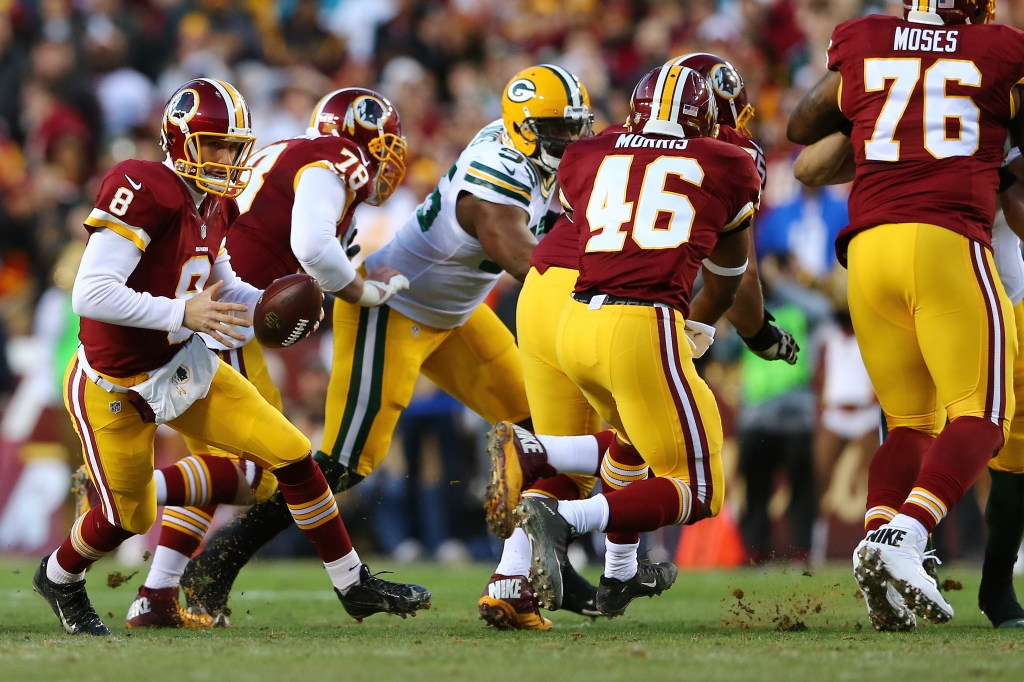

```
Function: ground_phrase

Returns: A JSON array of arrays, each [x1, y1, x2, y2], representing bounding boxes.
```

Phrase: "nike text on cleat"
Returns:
[[484, 421, 557, 539], [855, 524, 953, 626], [125, 586, 214, 629], [335, 564, 431, 621], [513, 496, 574, 611], [32, 556, 111, 636], [596, 561, 678, 617], [477, 573, 552, 630]]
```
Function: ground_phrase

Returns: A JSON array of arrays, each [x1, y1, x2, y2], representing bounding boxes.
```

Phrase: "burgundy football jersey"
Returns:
[[228, 136, 372, 289], [81, 160, 236, 377], [534, 124, 765, 275], [561, 131, 761, 315], [828, 15, 1024, 263]]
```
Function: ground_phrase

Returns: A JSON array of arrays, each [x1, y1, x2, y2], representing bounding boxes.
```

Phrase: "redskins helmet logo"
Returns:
[[710, 64, 741, 100], [506, 79, 537, 103], [167, 89, 200, 130], [343, 95, 387, 134]]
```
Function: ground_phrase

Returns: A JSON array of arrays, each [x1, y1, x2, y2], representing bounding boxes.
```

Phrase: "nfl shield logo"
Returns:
[[109, 400, 122, 414]]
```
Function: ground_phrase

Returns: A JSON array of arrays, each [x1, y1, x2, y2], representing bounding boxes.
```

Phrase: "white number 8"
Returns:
[[109, 187, 134, 217]]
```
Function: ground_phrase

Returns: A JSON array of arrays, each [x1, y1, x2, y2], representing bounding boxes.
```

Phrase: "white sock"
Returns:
[[143, 546, 190, 590], [557, 495, 609, 534], [888, 513, 928, 541], [537, 434, 600, 475], [325, 548, 362, 593], [604, 539, 639, 581], [495, 527, 532, 576], [154, 470, 167, 506], [46, 549, 84, 585]]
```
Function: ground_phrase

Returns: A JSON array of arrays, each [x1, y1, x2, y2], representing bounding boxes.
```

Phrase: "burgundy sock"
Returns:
[[900, 416, 1003, 533], [601, 441, 647, 545], [527, 474, 584, 501], [592, 430, 615, 460], [605, 477, 689, 533], [865, 426, 933, 532], [162, 455, 242, 507], [159, 505, 217, 556], [55, 507, 134, 574], [275, 455, 352, 563]]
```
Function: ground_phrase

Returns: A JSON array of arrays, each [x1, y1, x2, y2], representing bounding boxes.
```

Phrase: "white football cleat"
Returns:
[[855, 524, 953, 625]]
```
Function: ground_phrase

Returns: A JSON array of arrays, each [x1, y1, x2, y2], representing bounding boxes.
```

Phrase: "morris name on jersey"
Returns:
[[365, 120, 556, 330]]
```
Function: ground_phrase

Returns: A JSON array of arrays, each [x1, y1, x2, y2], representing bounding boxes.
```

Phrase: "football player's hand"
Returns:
[[183, 280, 250, 347], [358, 267, 409, 307], [740, 310, 800, 365]]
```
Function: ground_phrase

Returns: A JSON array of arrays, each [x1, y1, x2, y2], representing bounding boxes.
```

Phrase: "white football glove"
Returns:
[[358, 274, 410, 307], [684, 320, 716, 359]]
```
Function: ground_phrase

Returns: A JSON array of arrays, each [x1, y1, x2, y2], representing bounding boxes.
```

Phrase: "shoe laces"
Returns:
[[922, 549, 942, 566]]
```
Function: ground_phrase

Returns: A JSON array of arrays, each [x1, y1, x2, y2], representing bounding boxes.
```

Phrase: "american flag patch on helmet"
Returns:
[[682, 104, 699, 116]]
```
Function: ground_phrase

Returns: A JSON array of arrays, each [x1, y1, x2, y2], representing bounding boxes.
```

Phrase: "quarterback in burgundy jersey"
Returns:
[[122, 88, 424, 630], [503, 65, 763, 615], [788, 0, 1023, 631]]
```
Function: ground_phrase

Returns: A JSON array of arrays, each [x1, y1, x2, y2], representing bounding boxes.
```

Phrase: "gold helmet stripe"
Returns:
[[542, 64, 581, 109], [309, 90, 340, 131], [204, 78, 246, 130]]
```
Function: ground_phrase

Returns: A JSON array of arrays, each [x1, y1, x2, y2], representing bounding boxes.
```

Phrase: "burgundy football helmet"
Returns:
[[160, 78, 256, 197], [672, 53, 754, 136], [629, 65, 718, 139], [308, 88, 407, 206], [904, 0, 994, 26]]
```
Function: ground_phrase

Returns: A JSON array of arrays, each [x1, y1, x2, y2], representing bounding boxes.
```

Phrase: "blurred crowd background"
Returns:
[[1, 0, 1020, 570]]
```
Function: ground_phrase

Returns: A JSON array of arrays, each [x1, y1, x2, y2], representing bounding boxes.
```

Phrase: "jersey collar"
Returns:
[[163, 157, 206, 207]]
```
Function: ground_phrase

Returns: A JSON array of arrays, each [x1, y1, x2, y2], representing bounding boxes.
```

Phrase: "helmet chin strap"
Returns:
[[536, 146, 561, 174]]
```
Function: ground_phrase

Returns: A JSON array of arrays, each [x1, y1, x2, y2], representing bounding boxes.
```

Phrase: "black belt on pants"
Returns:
[[571, 290, 658, 307]]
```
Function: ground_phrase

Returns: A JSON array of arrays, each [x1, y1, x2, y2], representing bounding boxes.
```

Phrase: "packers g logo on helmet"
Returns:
[[501, 64, 592, 173], [507, 79, 537, 103]]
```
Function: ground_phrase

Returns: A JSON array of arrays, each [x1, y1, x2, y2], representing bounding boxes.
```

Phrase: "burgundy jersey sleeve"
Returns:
[[84, 160, 180, 251], [829, 15, 1024, 264], [228, 136, 371, 289], [717, 125, 766, 203]]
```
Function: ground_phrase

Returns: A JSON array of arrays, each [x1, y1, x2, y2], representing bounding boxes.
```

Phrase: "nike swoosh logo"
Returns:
[[499, 162, 516, 176], [125, 174, 142, 190], [639, 579, 657, 588]]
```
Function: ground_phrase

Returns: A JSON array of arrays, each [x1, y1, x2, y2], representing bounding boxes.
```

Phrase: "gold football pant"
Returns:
[[847, 223, 1016, 439], [64, 353, 311, 534], [182, 340, 280, 503], [556, 300, 725, 518], [992, 301, 1024, 473], [518, 266, 601, 497], [320, 301, 531, 480]]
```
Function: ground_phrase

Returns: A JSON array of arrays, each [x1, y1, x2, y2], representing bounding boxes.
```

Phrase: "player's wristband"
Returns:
[[702, 258, 748, 277], [739, 309, 779, 352]]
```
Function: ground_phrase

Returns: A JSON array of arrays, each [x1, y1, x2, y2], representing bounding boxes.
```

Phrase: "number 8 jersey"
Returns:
[[827, 14, 1024, 264], [561, 131, 761, 316], [81, 159, 237, 377]]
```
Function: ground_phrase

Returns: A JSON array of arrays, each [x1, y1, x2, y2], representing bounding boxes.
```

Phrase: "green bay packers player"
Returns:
[[179, 65, 599, 622]]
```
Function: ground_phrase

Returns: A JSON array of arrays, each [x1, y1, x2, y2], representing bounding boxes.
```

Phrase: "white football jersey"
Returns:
[[364, 120, 556, 329]]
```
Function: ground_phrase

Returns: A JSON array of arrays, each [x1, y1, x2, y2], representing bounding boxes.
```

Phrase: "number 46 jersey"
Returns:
[[827, 14, 1024, 263], [561, 131, 761, 316]]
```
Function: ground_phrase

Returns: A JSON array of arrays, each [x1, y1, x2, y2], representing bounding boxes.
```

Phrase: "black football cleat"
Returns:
[[513, 496, 574, 611], [33, 556, 111, 636], [596, 561, 678, 617], [560, 558, 601, 618], [336, 564, 431, 621]]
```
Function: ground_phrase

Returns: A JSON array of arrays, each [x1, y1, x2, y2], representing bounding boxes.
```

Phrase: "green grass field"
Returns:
[[2, 557, 1024, 681]]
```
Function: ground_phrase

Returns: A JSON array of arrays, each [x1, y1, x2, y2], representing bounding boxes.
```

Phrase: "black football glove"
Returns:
[[343, 227, 360, 259], [740, 310, 799, 365]]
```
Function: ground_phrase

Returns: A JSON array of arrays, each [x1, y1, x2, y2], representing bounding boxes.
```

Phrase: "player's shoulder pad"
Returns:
[[460, 139, 541, 209], [827, 14, 879, 69], [85, 160, 187, 249], [105, 159, 184, 209]]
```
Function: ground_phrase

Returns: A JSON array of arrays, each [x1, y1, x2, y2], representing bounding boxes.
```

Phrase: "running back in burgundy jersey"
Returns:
[[827, 14, 1024, 262], [560, 131, 761, 315], [533, 124, 765, 276], [81, 159, 237, 377], [228, 136, 372, 288]]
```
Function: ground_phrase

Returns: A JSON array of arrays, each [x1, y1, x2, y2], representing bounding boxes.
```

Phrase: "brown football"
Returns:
[[253, 274, 323, 349]]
